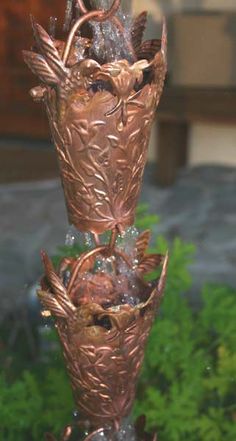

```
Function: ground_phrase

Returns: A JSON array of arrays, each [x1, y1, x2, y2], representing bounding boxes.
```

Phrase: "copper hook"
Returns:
[[67, 245, 133, 294], [76, 0, 121, 21], [76, 0, 136, 60]]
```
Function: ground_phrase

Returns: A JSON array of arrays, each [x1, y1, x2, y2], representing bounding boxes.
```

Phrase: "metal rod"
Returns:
[[76, 0, 121, 21], [63, 10, 103, 64], [77, 0, 136, 60], [63, 0, 136, 65]]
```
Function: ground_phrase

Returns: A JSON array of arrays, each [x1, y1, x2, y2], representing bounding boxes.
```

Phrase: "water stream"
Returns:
[[90, 0, 133, 63], [64, 225, 151, 309]]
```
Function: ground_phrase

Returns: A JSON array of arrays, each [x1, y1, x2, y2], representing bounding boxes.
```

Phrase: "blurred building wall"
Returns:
[[132, 0, 236, 167]]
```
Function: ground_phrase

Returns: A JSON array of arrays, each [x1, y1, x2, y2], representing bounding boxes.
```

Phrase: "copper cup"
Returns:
[[39, 233, 168, 429], [23, 7, 167, 235]]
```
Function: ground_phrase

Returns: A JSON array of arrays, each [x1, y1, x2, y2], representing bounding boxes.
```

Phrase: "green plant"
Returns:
[[1, 206, 235, 441], [0, 368, 73, 441], [134, 279, 236, 441]]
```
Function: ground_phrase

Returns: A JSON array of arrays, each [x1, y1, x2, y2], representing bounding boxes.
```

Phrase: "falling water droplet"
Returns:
[[64, 0, 74, 32], [84, 232, 94, 249], [75, 38, 87, 62], [116, 226, 139, 262], [73, 409, 79, 419], [65, 225, 76, 247], [116, 418, 137, 441], [49, 16, 57, 38]]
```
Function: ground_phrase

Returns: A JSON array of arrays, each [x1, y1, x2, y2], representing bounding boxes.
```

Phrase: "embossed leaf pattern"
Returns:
[[70, 311, 152, 422], [38, 290, 69, 318], [49, 87, 157, 232], [31, 19, 66, 81], [37, 248, 168, 426], [24, 13, 167, 233], [22, 51, 59, 85]]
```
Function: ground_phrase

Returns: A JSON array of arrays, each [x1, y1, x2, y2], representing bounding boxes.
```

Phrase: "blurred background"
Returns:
[[0, 1, 236, 440], [1, 0, 236, 310]]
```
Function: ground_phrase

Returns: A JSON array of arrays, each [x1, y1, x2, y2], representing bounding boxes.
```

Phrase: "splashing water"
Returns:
[[64, 225, 148, 308], [75, 38, 89, 62], [90, 0, 133, 63], [92, 429, 107, 441], [116, 417, 137, 441], [95, 254, 115, 274], [84, 232, 94, 249], [116, 226, 139, 265], [65, 225, 76, 247], [91, 418, 137, 441], [64, 222, 154, 309], [72, 261, 146, 309], [65, 226, 95, 250]]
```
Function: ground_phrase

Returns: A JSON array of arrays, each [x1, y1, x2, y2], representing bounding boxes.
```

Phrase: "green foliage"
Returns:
[[1, 205, 235, 440], [135, 203, 159, 230], [0, 371, 43, 441], [0, 367, 73, 441], [134, 281, 236, 441]]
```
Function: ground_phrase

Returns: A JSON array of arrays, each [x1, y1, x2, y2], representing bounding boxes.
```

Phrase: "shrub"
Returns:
[[0, 206, 235, 441]]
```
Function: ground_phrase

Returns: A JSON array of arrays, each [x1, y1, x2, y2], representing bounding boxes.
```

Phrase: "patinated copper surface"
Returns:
[[23, 1, 167, 234], [39, 231, 168, 429]]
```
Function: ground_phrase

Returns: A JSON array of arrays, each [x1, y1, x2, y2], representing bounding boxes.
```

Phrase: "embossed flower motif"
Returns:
[[23, 11, 167, 107], [94, 59, 150, 124]]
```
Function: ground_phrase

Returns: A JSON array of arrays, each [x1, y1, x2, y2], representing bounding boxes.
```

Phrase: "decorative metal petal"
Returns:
[[22, 51, 59, 85], [131, 11, 148, 54], [138, 39, 162, 61], [136, 230, 151, 260], [38, 290, 69, 318], [31, 19, 66, 79], [138, 254, 164, 275]]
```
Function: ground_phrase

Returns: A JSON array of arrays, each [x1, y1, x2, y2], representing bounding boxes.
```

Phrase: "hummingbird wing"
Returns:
[[31, 17, 67, 81], [40, 251, 75, 316], [23, 50, 59, 85], [38, 290, 70, 318]]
